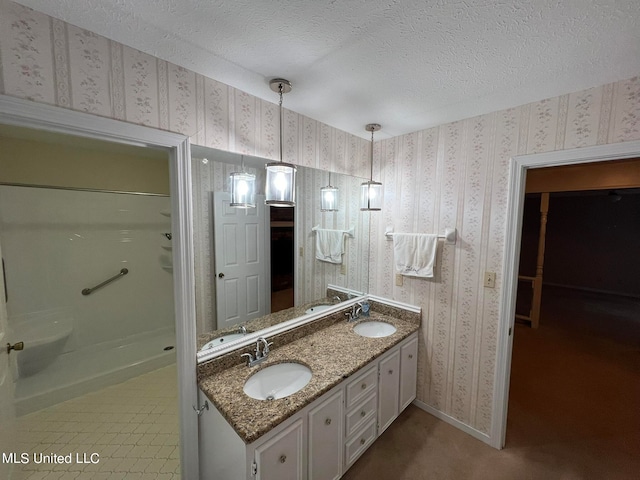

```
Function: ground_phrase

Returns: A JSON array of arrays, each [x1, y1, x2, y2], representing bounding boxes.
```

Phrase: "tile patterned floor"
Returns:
[[12, 365, 180, 480]]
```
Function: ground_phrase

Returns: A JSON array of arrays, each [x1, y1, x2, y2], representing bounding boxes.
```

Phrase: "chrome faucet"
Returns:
[[332, 295, 342, 304], [241, 337, 273, 367], [237, 325, 247, 335], [345, 302, 363, 322]]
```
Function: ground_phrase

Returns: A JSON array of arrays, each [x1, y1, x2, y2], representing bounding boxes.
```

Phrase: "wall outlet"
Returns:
[[395, 273, 403, 286], [341, 263, 347, 275], [484, 271, 496, 288], [299, 246, 304, 257]]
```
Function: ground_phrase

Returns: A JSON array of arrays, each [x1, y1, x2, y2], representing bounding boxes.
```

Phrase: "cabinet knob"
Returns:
[[360, 410, 366, 417], [409, 354, 413, 359], [279, 455, 286, 463], [361, 383, 367, 390], [388, 369, 393, 375], [325, 418, 332, 425], [360, 438, 366, 445]]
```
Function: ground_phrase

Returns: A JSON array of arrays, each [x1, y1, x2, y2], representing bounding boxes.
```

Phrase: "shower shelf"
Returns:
[[161, 246, 172, 251], [160, 210, 171, 217], [162, 265, 173, 273]]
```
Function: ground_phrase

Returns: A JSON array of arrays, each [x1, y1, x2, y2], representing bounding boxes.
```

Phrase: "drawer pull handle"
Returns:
[[361, 383, 367, 390], [360, 410, 366, 417], [279, 455, 286, 463], [360, 438, 366, 445], [325, 418, 332, 425], [409, 354, 413, 359], [388, 369, 393, 374]]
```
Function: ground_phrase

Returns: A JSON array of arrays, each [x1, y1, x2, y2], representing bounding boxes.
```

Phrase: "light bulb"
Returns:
[[275, 172, 287, 192]]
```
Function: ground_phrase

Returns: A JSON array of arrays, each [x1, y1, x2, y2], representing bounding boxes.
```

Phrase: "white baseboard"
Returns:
[[412, 399, 493, 448]]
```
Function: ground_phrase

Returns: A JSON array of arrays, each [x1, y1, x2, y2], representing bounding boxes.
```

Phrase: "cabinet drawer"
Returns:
[[344, 419, 377, 469], [345, 392, 376, 437], [345, 365, 377, 409]]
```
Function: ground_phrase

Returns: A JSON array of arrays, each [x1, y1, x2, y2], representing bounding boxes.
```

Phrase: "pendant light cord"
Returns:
[[370, 129, 374, 182], [279, 84, 284, 164]]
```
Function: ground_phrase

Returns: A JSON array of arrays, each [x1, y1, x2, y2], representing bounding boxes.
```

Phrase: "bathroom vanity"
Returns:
[[197, 305, 419, 480]]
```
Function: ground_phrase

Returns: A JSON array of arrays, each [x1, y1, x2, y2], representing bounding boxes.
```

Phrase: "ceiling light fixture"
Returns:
[[265, 78, 296, 207], [229, 155, 256, 208], [361, 123, 383, 211], [320, 172, 338, 212]]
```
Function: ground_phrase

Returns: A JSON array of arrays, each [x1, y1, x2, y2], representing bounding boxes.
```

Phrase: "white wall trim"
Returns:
[[491, 139, 640, 449], [0, 95, 199, 479], [412, 400, 491, 445]]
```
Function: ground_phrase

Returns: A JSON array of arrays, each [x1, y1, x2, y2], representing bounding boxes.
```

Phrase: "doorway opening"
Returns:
[[504, 159, 640, 475], [270, 205, 295, 312]]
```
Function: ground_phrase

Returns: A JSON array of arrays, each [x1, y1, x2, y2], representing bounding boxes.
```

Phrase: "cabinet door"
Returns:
[[378, 349, 400, 434], [254, 418, 304, 480], [308, 389, 343, 480], [399, 336, 418, 411]]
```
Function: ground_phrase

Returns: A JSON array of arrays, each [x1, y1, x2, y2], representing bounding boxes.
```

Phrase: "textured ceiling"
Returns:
[[12, 0, 640, 139]]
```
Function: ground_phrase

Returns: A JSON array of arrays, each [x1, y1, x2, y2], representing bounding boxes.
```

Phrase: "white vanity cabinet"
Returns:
[[308, 389, 344, 480], [198, 331, 419, 480], [377, 348, 401, 435], [399, 336, 418, 410], [253, 419, 304, 480]]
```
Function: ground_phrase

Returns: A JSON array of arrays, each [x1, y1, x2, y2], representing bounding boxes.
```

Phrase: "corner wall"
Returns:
[[368, 76, 640, 434]]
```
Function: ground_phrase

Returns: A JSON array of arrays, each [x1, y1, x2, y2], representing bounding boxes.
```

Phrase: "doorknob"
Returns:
[[6, 341, 24, 355], [218, 273, 225, 278]]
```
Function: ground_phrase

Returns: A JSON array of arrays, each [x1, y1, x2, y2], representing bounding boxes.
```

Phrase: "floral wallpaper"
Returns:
[[2, 0, 640, 441], [369, 76, 640, 434], [0, 0, 369, 174]]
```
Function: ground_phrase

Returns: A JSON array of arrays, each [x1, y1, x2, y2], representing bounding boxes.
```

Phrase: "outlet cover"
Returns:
[[395, 273, 403, 286], [484, 271, 496, 288]]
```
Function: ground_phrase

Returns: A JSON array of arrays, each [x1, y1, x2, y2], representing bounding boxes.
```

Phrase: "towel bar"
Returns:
[[384, 227, 456, 245]]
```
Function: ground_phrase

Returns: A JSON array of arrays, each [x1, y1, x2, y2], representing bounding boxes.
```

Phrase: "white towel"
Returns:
[[315, 229, 345, 264], [393, 233, 438, 278]]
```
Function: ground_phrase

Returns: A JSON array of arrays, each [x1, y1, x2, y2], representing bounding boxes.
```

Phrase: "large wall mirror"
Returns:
[[192, 146, 370, 361]]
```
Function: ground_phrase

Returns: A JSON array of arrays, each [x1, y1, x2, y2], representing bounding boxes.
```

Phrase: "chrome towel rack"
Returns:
[[82, 268, 129, 296], [311, 224, 355, 238]]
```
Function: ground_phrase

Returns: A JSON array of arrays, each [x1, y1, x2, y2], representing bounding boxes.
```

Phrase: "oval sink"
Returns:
[[200, 333, 244, 351], [305, 304, 333, 315], [243, 362, 312, 401], [353, 321, 397, 338]]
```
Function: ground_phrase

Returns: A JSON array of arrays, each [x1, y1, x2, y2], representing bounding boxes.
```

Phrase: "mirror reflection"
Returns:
[[191, 146, 370, 354]]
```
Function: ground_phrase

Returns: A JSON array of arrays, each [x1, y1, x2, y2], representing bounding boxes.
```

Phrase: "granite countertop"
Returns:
[[198, 311, 419, 444], [197, 296, 339, 350]]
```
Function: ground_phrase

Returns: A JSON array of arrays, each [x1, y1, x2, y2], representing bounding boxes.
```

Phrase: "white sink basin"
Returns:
[[353, 321, 397, 338], [200, 333, 244, 351], [243, 362, 312, 401], [305, 304, 333, 315]]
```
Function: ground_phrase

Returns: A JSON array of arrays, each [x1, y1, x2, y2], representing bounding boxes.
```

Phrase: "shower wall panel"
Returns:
[[0, 186, 174, 353]]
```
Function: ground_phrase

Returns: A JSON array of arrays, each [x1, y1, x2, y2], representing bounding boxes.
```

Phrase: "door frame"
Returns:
[[0, 95, 199, 478], [491, 138, 640, 449]]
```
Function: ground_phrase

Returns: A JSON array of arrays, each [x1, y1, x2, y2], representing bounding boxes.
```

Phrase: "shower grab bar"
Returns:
[[82, 268, 128, 296]]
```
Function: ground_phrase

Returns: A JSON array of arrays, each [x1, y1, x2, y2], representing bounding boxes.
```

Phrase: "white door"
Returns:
[[0, 244, 16, 479], [213, 192, 270, 330]]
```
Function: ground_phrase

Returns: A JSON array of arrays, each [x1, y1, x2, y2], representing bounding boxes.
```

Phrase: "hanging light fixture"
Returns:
[[265, 78, 297, 207], [320, 172, 338, 212], [361, 123, 383, 211], [229, 155, 256, 208]]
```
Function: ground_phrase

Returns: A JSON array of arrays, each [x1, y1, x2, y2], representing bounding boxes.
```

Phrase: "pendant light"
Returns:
[[360, 123, 383, 211], [229, 155, 256, 208], [265, 78, 297, 207], [320, 172, 338, 212]]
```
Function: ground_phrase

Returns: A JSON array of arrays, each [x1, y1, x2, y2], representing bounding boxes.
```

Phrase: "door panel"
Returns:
[[214, 193, 269, 329]]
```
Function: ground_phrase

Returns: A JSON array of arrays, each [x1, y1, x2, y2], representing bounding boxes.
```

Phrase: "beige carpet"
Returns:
[[343, 287, 640, 479]]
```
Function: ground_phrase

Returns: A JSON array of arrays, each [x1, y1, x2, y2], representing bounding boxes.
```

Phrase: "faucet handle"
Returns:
[[241, 352, 254, 365]]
